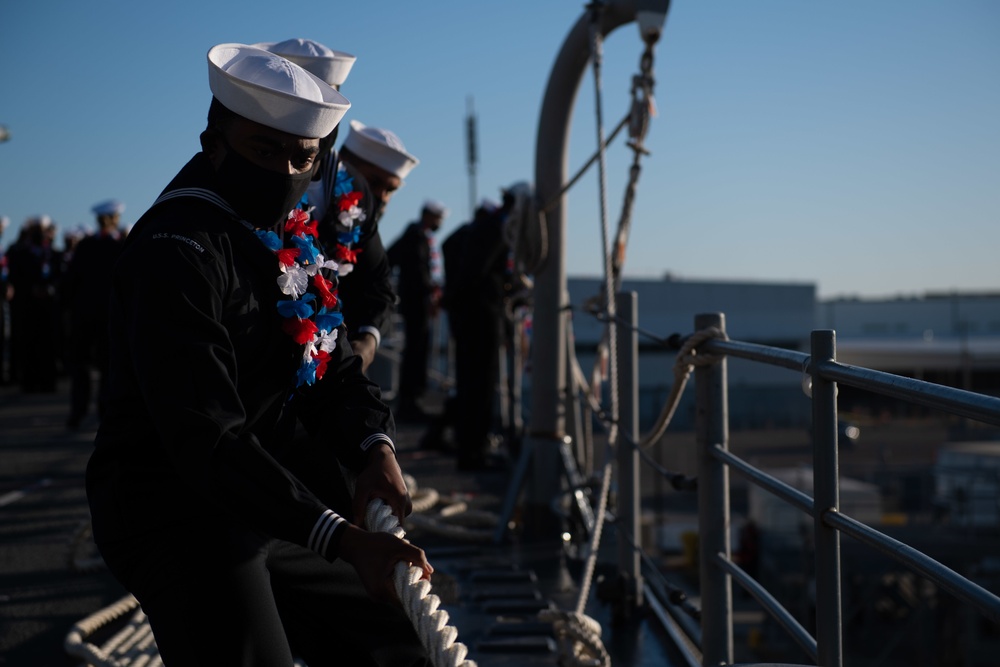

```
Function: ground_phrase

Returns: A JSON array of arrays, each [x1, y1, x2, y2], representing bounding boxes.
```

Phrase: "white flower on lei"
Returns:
[[277, 262, 309, 298], [301, 336, 319, 363], [315, 327, 339, 353], [338, 206, 366, 226], [337, 263, 355, 277], [304, 253, 339, 277]]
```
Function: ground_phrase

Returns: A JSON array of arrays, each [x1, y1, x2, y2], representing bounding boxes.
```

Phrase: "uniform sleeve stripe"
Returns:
[[359, 433, 394, 454], [356, 325, 382, 348], [308, 509, 345, 554]]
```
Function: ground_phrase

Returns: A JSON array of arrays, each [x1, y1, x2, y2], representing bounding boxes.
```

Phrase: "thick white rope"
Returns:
[[636, 326, 728, 449], [538, 607, 610, 667], [64, 594, 162, 667], [364, 500, 477, 667]]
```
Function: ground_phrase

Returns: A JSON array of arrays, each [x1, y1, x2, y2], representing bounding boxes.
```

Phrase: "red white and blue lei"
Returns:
[[329, 164, 366, 276], [256, 207, 343, 388]]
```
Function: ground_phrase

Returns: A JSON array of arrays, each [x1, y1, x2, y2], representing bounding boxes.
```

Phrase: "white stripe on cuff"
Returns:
[[356, 325, 381, 348], [359, 433, 395, 454], [308, 509, 345, 554]]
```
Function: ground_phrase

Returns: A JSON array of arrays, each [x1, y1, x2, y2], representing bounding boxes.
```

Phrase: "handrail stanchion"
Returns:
[[811, 330, 844, 667], [616, 291, 643, 614], [694, 312, 732, 665]]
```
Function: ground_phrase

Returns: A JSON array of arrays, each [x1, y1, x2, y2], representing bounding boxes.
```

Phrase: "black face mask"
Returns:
[[370, 197, 386, 225], [213, 142, 314, 229]]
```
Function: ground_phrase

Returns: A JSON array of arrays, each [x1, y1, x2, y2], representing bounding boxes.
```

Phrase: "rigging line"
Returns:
[[573, 378, 696, 491], [615, 521, 703, 621], [626, 435, 698, 491], [611, 43, 657, 293], [538, 113, 630, 214], [571, 1, 620, 622], [581, 304, 674, 347]]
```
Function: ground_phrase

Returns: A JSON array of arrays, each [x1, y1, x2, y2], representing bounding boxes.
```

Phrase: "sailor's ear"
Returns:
[[200, 128, 222, 159]]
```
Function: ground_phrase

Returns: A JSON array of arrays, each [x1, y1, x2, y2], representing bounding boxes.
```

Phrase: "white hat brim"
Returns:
[[343, 119, 419, 179], [254, 41, 357, 86], [208, 43, 350, 138]]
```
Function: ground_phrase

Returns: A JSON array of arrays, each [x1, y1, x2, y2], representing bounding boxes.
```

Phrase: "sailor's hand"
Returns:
[[353, 443, 412, 525], [339, 524, 432, 605], [349, 333, 378, 372]]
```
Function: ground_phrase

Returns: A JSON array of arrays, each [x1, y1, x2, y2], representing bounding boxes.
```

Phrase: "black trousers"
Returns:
[[398, 308, 430, 404], [97, 520, 430, 667], [68, 311, 111, 423], [452, 307, 503, 464]]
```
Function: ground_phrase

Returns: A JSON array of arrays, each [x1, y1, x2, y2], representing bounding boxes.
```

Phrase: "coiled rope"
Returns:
[[64, 594, 161, 667]]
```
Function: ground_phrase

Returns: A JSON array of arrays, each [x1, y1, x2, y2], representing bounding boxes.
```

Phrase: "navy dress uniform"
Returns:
[[86, 43, 430, 667], [386, 200, 448, 420], [65, 199, 126, 429]]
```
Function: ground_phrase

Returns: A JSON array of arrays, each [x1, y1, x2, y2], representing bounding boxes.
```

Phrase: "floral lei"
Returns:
[[329, 163, 367, 276], [256, 207, 343, 388]]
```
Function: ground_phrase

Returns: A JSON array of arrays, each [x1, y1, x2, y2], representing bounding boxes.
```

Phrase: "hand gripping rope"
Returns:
[[364, 498, 478, 667]]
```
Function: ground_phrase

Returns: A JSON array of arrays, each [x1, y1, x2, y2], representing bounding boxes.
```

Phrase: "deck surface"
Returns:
[[0, 378, 684, 666]]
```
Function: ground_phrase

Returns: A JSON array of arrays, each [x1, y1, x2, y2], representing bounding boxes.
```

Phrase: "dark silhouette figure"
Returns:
[[386, 201, 447, 420], [5, 217, 62, 393], [65, 201, 126, 429], [443, 199, 513, 470]]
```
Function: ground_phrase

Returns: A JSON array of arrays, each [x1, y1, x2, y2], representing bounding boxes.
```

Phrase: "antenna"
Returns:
[[465, 96, 478, 218]]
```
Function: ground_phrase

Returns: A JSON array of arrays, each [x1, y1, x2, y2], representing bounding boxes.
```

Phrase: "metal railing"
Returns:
[[602, 304, 1000, 666]]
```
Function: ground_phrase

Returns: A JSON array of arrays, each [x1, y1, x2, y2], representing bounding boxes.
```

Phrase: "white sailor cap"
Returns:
[[478, 198, 501, 215], [342, 120, 419, 179], [65, 224, 89, 240], [207, 43, 350, 139], [92, 199, 125, 217], [422, 199, 449, 217], [255, 38, 357, 88], [26, 215, 53, 229]]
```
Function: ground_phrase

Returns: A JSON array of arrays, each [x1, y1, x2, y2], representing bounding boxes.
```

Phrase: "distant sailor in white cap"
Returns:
[[85, 43, 431, 667], [386, 198, 449, 421], [64, 199, 127, 429], [340, 119, 420, 223], [259, 38, 395, 375]]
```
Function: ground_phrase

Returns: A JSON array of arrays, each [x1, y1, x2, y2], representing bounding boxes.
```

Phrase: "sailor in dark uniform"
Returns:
[[85, 43, 431, 667], [387, 200, 447, 420], [5, 216, 62, 393], [333, 119, 421, 373], [447, 198, 514, 470], [64, 199, 126, 429]]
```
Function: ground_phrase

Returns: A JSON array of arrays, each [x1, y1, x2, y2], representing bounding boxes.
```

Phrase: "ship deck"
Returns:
[[0, 379, 689, 666]]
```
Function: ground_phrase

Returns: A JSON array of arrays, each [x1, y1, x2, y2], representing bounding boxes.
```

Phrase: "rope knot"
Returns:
[[539, 609, 611, 667], [675, 326, 727, 374]]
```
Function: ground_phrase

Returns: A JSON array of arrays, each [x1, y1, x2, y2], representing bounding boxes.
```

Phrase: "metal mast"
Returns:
[[523, 0, 669, 536], [465, 96, 478, 218]]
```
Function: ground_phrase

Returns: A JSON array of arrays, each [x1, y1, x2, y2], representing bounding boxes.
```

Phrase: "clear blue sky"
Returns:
[[2, 1, 998, 299]]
